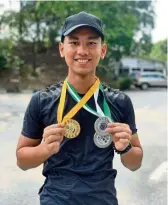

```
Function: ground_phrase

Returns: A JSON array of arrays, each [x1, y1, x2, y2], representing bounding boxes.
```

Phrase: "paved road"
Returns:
[[0, 88, 167, 205], [114, 88, 167, 205]]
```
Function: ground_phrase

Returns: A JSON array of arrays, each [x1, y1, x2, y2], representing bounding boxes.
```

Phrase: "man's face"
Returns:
[[59, 27, 107, 76]]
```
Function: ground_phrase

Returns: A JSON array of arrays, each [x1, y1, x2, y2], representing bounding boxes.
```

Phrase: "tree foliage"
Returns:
[[149, 39, 167, 62], [0, 1, 155, 75]]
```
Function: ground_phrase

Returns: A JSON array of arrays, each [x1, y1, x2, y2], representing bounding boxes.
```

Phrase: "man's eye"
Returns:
[[89, 42, 97, 45], [69, 42, 78, 45]]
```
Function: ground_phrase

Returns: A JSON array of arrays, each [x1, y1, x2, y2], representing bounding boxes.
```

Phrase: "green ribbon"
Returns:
[[67, 81, 113, 121]]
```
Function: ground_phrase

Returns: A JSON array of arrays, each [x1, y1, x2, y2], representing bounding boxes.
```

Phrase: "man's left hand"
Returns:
[[105, 123, 132, 151]]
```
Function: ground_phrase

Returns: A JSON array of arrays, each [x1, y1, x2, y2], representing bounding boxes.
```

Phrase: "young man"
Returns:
[[16, 11, 143, 205]]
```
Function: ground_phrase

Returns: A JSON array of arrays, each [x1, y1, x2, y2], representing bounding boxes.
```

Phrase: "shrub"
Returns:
[[0, 55, 7, 70], [107, 80, 119, 89], [118, 77, 132, 90]]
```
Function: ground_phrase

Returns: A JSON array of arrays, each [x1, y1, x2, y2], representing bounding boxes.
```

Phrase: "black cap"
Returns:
[[61, 11, 104, 42]]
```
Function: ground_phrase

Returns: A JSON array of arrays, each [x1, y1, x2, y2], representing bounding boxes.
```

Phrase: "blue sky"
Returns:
[[0, 0, 167, 43]]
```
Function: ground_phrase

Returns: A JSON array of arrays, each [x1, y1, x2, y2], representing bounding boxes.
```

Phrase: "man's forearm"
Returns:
[[16, 143, 51, 170], [120, 146, 143, 171]]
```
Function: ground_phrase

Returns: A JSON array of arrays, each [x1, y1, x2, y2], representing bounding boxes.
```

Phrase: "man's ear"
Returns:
[[101, 44, 107, 59], [59, 42, 64, 58]]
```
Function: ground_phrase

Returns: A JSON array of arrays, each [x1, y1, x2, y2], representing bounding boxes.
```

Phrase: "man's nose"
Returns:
[[77, 44, 89, 56]]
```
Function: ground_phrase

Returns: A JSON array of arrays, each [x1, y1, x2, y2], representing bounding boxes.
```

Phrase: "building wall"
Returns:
[[120, 57, 167, 75]]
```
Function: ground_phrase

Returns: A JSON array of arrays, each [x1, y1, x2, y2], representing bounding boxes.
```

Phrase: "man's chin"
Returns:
[[75, 70, 93, 77], [75, 67, 94, 74]]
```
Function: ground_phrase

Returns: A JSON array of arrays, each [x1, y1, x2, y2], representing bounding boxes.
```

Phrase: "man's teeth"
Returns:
[[76, 59, 89, 63]]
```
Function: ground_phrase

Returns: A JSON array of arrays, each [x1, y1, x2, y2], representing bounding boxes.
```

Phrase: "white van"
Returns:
[[131, 72, 167, 90]]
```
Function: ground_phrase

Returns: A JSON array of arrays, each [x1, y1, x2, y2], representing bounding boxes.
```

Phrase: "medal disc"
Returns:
[[94, 133, 112, 148], [64, 119, 80, 139], [94, 116, 110, 136]]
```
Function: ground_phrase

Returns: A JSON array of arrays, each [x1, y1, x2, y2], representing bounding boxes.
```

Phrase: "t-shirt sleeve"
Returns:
[[21, 91, 43, 139], [123, 94, 137, 135]]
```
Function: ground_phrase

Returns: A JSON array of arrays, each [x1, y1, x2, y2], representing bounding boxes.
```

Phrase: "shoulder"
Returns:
[[29, 81, 63, 111], [37, 81, 63, 105], [102, 82, 135, 123], [39, 81, 63, 99], [102, 82, 131, 108]]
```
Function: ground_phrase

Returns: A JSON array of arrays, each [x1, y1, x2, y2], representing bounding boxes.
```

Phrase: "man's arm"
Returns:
[[16, 91, 60, 171], [120, 133, 143, 171], [105, 123, 143, 171], [16, 135, 50, 170], [16, 124, 65, 171]]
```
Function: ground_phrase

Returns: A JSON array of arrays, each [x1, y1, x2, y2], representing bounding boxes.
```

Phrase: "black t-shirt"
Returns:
[[21, 84, 137, 205]]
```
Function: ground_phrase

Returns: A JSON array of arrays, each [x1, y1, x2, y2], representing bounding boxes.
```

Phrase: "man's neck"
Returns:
[[67, 73, 96, 94]]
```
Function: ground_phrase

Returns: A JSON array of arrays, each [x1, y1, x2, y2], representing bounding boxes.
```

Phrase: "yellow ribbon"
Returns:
[[57, 77, 100, 123]]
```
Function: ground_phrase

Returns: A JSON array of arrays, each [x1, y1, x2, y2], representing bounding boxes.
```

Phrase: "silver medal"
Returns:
[[94, 116, 110, 136], [94, 133, 112, 148]]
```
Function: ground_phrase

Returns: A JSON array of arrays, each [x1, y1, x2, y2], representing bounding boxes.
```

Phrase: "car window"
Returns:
[[142, 74, 149, 78], [152, 75, 159, 78], [142, 74, 161, 78], [140, 73, 166, 78], [153, 74, 165, 79]]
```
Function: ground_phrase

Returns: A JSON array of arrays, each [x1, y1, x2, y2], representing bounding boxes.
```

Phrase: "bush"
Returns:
[[118, 77, 132, 90], [0, 55, 7, 69], [107, 80, 119, 89]]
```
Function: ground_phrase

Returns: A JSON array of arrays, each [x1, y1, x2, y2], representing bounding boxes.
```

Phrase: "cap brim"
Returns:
[[63, 24, 104, 39]]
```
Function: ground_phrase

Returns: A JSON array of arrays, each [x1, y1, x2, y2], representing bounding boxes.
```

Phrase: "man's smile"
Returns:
[[74, 59, 91, 65], [75, 59, 91, 63]]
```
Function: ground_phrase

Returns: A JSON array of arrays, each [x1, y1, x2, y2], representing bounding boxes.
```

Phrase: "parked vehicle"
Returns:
[[131, 72, 167, 90]]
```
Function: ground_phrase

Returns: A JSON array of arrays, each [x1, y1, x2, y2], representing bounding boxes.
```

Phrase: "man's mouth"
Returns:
[[75, 59, 91, 63]]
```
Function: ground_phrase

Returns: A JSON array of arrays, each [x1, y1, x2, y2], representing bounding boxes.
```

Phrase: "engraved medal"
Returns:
[[94, 133, 112, 148], [64, 119, 80, 138], [94, 116, 110, 136]]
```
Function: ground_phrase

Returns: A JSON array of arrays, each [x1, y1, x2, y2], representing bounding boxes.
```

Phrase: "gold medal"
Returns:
[[64, 119, 80, 138]]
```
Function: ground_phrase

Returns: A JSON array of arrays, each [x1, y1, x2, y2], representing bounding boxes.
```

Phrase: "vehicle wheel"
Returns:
[[140, 83, 149, 90]]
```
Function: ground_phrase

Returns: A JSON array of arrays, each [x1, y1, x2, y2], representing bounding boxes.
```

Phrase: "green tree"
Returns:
[[149, 39, 167, 62], [0, 1, 155, 78]]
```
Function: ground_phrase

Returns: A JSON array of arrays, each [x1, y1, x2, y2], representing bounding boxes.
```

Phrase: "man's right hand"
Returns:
[[42, 123, 66, 156], [16, 123, 66, 170]]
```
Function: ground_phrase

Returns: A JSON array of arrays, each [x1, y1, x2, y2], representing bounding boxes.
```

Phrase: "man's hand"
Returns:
[[105, 122, 132, 151], [42, 123, 66, 156]]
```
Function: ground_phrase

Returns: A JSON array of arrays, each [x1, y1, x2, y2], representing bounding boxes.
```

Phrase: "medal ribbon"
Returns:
[[67, 81, 113, 121], [57, 77, 100, 123]]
